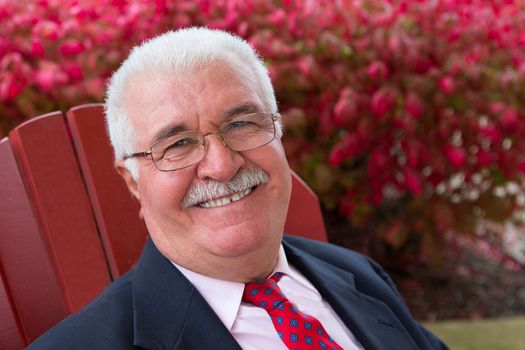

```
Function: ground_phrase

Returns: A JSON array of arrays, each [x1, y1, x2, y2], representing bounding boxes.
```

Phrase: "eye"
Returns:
[[230, 120, 254, 128], [166, 137, 197, 150], [224, 119, 259, 134], [160, 136, 200, 160]]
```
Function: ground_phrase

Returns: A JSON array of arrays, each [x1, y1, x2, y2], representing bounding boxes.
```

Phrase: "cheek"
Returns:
[[137, 171, 190, 216], [264, 142, 291, 188], [249, 143, 292, 214]]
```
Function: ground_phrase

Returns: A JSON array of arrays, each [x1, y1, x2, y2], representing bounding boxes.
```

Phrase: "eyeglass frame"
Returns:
[[122, 112, 281, 172]]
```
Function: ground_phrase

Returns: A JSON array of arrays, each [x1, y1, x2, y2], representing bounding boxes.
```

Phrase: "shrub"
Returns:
[[1, 0, 524, 272]]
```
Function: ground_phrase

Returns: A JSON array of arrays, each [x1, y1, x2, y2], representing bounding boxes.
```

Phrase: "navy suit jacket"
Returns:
[[28, 235, 448, 349]]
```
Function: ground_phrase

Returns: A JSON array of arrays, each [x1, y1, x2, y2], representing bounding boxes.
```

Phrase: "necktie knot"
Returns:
[[243, 273, 286, 313]]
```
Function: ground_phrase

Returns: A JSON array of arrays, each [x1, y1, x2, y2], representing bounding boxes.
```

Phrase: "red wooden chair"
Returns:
[[0, 104, 327, 349]]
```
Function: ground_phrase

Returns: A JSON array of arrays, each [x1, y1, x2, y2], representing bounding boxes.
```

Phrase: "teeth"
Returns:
[[198, 187, 253, 208]]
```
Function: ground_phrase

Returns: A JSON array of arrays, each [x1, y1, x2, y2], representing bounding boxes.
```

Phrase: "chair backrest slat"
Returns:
[[286, 174, 327, 241], [0, 138, 67, 339], [67, 104, 147, 277], [0, 264, 25, 349], [8, 112, 112, 310], [0, 137, 68, 342]]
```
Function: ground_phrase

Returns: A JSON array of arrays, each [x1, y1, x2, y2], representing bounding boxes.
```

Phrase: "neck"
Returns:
[[158, 239, 281, 283], [199, 252, 279, 282]]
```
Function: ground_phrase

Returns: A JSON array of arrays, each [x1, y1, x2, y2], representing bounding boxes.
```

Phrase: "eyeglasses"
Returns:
[[123, 112, 280, 171]]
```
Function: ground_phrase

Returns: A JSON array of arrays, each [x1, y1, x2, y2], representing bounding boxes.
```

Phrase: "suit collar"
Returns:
[[282, 238, 421, 350], [131, 239, 242, 350]]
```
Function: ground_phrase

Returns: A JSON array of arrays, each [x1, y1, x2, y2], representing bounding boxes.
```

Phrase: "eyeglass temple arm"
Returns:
[[122, 151, 151, 160]]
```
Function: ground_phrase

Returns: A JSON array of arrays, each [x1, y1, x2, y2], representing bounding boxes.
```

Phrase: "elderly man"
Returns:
[[28, 27, 447, 350]]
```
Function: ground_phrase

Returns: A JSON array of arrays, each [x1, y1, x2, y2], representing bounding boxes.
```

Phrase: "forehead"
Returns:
[[123, 62, 265, 145]]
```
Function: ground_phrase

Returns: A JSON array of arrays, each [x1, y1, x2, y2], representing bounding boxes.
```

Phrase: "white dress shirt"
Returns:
[[173, 246, 364, 350]]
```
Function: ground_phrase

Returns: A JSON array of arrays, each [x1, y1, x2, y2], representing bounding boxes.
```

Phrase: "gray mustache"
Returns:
[[182, 167, 269, 207]]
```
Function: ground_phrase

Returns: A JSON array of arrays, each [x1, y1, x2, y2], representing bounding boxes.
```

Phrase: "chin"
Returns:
[[202, 225, 281, 258]]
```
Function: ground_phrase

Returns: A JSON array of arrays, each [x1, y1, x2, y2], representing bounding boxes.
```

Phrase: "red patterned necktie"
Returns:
[[243, 272, 344, 350]]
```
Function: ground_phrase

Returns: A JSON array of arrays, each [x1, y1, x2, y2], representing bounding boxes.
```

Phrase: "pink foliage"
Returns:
[[371, 88, 397, 119], [438, 76, 455, 95], [444, 145, 467, 169], [405, 93, 424, 119]]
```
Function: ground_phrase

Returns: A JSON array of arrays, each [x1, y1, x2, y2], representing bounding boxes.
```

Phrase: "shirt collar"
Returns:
[[173, 261, 244, 331], [274, 245, 320, 295], [171, 244, 318, 331]]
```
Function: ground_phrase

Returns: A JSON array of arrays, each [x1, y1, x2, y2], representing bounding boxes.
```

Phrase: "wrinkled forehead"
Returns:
[[122, 59, 266, 144]]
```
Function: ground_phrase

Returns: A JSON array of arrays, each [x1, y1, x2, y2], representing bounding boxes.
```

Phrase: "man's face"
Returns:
[[118, 62, 291, 280]]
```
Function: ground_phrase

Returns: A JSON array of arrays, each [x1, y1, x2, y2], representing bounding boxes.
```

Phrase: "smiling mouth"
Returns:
[[197, 186, 254, 208]]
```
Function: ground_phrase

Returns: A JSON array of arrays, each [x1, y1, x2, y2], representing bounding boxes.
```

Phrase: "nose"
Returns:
[[195, 133, 245, 182]]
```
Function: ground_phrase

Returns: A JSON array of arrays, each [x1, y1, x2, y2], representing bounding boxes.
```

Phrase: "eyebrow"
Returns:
[[151, 124, 188, 145], [223, 103, 261, 118]]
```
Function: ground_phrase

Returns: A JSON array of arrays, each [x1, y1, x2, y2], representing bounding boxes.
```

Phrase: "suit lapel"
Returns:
[[283, 240, 420, 350], [131, 239, 242, 350]]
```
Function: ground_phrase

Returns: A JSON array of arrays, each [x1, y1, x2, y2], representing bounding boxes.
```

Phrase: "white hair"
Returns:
[[105, 27, 281, 179]]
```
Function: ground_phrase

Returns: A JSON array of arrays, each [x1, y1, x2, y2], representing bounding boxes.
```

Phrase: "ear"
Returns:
[[115, 160, 141, 202]]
